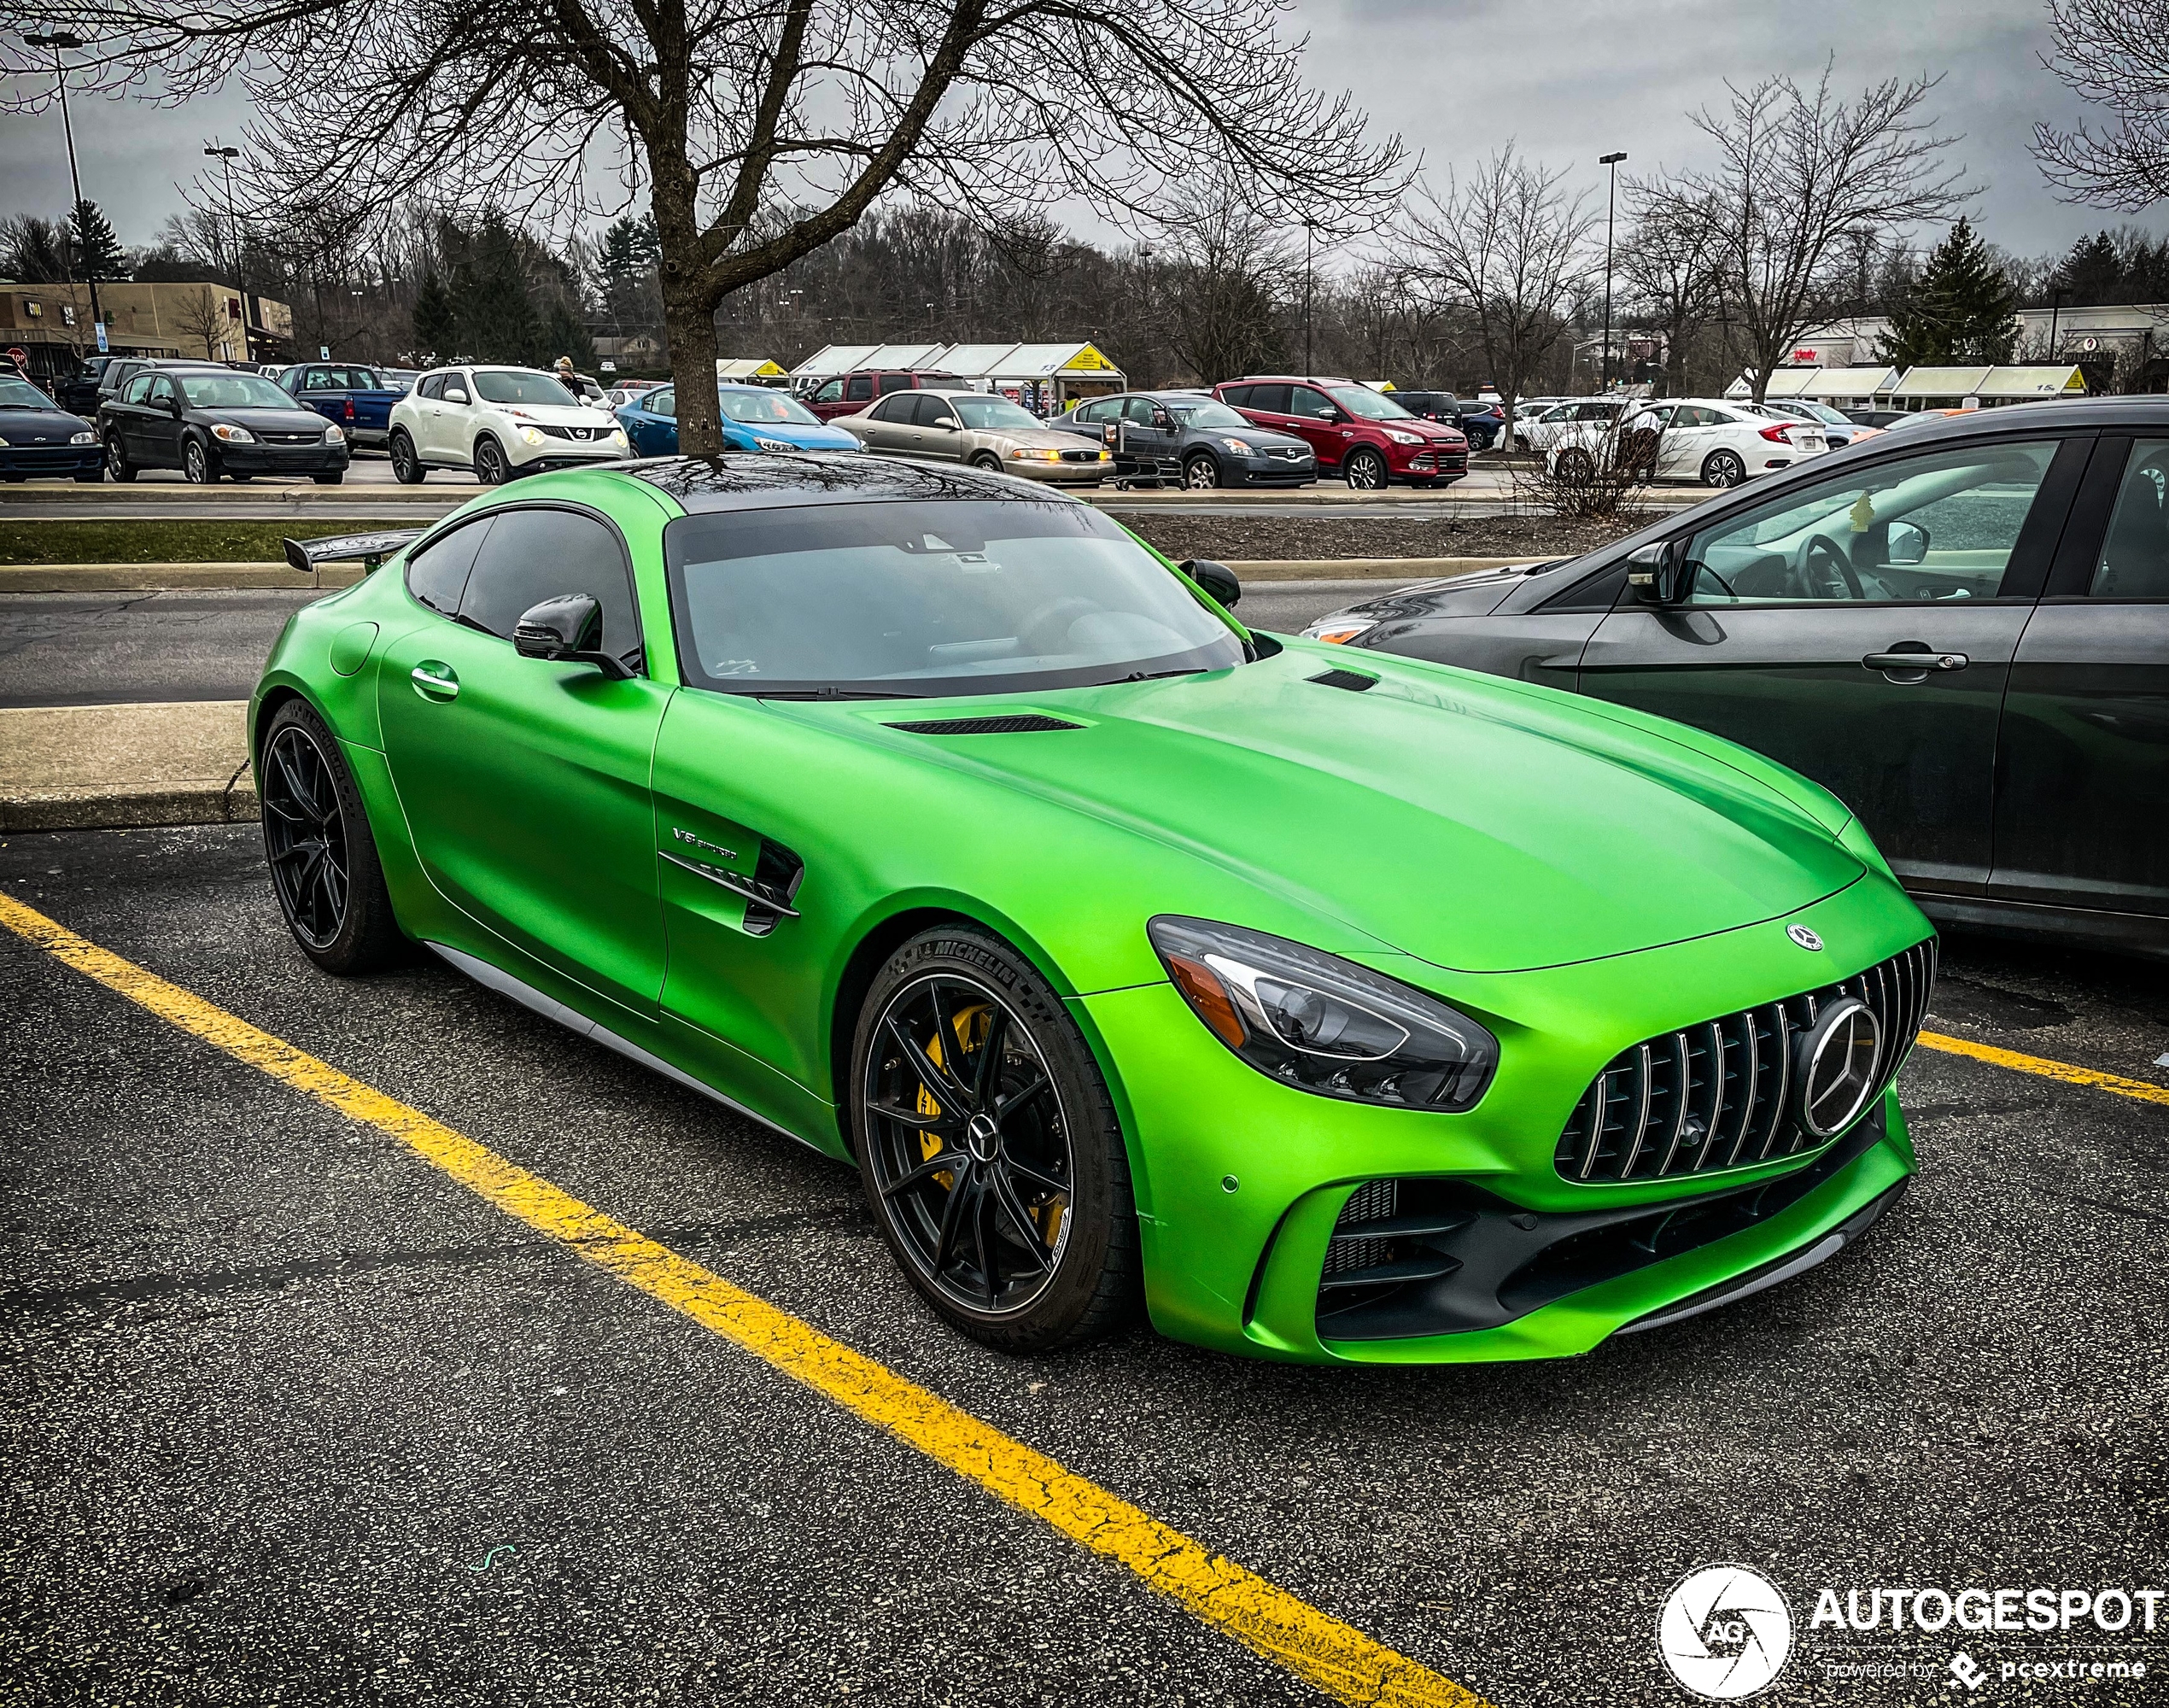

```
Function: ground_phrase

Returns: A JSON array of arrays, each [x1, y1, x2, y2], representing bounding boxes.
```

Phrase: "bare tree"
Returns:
[[3, 0, 1404, 454], [169, 284, 231, 359], [1620, 183, 1723, 395], [1405, 146, 1593, 449], [2034, 0, 2169, 208], [1673, 66, 1968, 402], [1161, 192, 1292, 383]]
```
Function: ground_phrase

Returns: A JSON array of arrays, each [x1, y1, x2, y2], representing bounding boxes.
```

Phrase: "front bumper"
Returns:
[[0, 442, 102, 478], [506, 443, 628, 472], [217, 442, 349, 475], [1003, 456, 1108, 484], [1074, 876, 1929, 1363], [1390, 447, 1469, 480]]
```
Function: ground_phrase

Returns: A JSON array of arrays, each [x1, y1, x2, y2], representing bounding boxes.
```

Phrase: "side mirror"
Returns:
[[1886, 522, 1929, 566], [931, 417, 958, 430], [513, 594, 632, 679], [1152, 412, 1174, 430], [1181, 559, 1242, 608], [1626, 541, 1695, 607], [443, 386, 470, 405]]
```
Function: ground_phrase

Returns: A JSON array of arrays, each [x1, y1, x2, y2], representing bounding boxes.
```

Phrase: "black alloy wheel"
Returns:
[[258, 700, 405, 974], [1183, 453, 1221, 489], [1343, 447, 1388, 490], [105, 435, 137, 483], [1702, 448, 1746, 488], [183, 437, 214, 483], [473, 436, 509, 485], [854, 927, 1137, 1353], [389, 430, 426, 484], [1556, 447, 1596, 484]]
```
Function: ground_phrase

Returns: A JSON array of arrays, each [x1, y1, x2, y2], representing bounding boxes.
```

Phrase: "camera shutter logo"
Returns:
[[1657, 1565, 1793, 1699]]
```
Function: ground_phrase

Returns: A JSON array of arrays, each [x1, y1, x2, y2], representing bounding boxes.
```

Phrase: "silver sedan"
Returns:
[[836, 390, 1113, 485]]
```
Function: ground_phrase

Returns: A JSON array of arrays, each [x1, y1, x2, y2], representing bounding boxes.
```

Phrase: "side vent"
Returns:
[[1309, 669, 1377, 693], [886, 714, 1084, 734]]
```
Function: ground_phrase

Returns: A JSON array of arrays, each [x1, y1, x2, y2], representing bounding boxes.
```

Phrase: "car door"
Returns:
[[140, 374, 185, 466], [1577, 432, 2088, 896], [434, 369, 477, 463], [1991, 435, 2169, 918], [375, 504, 671, 1015], [629, 385, 675, 456], [110, 371, 158, 462], [1120, 396, 1176, 474], [1656, 404, 1722, 477], [1283, 384, 1348, 468], [407, 373, 447, 459], [915, 392, 965, 461]]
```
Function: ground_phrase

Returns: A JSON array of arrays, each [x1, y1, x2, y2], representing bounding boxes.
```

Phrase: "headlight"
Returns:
[[518, 426, 546, 446], [69, 430, 95, 445], [1149, 917, 1497, 1109], [608, 428, 627, 445], [323, 423, 345, 443], [1302, 617, 1377, 645], [1219, 436, 1253, 453], [1384, 429, 1423, 445], [753, 435, 796, 453], [210, 424, 254, 443], [1008, 447, 1064, 461]]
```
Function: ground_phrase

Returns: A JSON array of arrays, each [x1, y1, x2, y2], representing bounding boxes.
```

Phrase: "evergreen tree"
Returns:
[[1877, 219, 2018, 367], [452, 211, 542, 362], [540, 296, 596, 371], [70, 200, 127, 284], [412, 268, 458, 359], [2055, 232, 2124, 307]]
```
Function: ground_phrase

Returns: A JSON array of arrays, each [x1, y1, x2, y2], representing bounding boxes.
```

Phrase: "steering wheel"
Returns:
[[1798, 535, 1864, 600]]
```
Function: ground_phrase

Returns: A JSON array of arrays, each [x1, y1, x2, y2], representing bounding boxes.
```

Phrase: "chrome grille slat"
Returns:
[[1552, 939, 1936, 1184]]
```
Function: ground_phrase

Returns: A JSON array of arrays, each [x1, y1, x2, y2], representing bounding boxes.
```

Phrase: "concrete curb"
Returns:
[[0, 702, 258, 834]]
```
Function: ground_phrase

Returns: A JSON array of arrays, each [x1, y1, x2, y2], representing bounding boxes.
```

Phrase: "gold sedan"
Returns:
[[836, 389, 1113, 485]]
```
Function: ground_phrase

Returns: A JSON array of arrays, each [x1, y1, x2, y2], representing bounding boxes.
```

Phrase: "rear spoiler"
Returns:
[[282, 529, 426, 575]]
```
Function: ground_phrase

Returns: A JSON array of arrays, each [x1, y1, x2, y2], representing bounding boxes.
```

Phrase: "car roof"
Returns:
[[622, 452, 1084, 514]]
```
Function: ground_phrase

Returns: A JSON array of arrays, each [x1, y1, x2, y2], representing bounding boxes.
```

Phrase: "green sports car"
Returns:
[[252, 455, 1936, 1364]]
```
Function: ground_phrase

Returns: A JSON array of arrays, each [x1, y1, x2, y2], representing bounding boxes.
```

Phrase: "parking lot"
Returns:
[[2, 820, 2163, 1706]]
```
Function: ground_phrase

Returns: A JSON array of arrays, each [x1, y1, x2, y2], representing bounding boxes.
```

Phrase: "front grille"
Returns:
[[1266, 446, 1308, 461], [260, 432, 322, 446], [886, 714, 1082, 735], [539, 424, 607, 441], [1058, 447, 1100, 462], [1556, 939, 1936, 1184]]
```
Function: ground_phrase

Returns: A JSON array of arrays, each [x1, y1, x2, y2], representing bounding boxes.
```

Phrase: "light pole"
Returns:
[[1599, 151, 1627, 390], [22, 31, 100, 342], [2048, 285, 2068, 363], [1301, 217, 1319, 373], [203, 144, 244, 360]]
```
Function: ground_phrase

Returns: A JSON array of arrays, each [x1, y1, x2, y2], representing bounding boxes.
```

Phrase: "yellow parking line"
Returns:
[[0, 886, 1483, 1708], [1915, 1031, 2169, 1108]]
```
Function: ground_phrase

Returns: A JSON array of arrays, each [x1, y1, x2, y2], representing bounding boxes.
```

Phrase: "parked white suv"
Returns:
[[1547, 396, 1828, 488], [388, 365, 628, 484]]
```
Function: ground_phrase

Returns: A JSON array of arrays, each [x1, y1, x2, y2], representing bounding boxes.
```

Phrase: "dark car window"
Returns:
[[646, 387, 676, 418], [915, 393, 959, 427], [405, 518, 494, 617], [920, 373, 966, 388], [1241, 383, 1291, 414], [868, 392, 915, 422], [1287, 386, 1336, 420], [2090, 440, 2169, 599], [458, 506, 641, 663], [876, 372, 914, 395], [1120, 397, 1158, 426], [416, 374, 447, 401], [1074, 399, 1117, 424], [844, 374, 874, 402], [1684, 439, 2061, 605], [1218, 384, 1255, 409], [122, 373, 155, 405]]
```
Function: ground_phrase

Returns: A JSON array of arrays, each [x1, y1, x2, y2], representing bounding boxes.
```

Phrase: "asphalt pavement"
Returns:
[[3, 825, 2163, 1706]]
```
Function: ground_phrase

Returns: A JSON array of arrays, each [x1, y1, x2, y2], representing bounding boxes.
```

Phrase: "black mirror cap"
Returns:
[[1181, 559, 1242, 608], [1626, 541, 1694, 606], [514, 593, 631, 677]]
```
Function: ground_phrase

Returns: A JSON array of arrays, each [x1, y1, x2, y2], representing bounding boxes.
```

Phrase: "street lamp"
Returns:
[[1301, 217, 1320, 374], [1599, 151, 1627, 390], [2048, 285, 2068, 363], [22, 31, 101, 341], [204, 143, 245, 360]]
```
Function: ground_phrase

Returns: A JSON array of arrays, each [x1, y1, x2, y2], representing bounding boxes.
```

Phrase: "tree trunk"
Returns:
[[664, 285, 722, 456]]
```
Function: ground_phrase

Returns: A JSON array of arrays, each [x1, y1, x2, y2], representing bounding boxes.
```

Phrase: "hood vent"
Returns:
[[1309, 669, 1378, 693], [887, 714, 1083, 735]]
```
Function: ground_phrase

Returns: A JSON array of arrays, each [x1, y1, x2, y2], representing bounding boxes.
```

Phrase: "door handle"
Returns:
[[1862, 651, 1967, 673], [410, 662, 459, 700]]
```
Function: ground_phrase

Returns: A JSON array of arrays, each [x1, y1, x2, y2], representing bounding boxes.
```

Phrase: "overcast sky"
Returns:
[[0, 0, 2151, 262]]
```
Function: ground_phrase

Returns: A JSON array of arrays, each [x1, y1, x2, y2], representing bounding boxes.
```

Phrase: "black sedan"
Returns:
[[98, 366, 351, 484], [0, 373, 102, 483], [1301, 396, 2169, 959], [1049, 391, 1316, 488]]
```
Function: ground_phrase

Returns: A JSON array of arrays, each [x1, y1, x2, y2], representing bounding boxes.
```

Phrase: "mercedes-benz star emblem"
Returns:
[[1793, 997, 1882, 1140], [1786, 924, 1823, 951]]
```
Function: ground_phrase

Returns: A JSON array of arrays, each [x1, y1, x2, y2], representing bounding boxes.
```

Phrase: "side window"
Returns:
[[1638, 405, 1675, 429], [147, 376, 176, 407], [417, 374, 446, 401], [844, 374, 874, 403], [868, 393, 909, 421], [648, 388, 675, 418], [405, 518, 493, 617], [1075, 399, 1114, 424], [123, 373, 155, 404], [1218, 385, 1254, 409], [302, 368, 330, 390], [1244, 383, 1292, 414], [2090, 440, 2169, 599], [1682, 439, 2062, 606], [1121, 397, 1157, 426], [1287, 386, 1335, 419], [918, 394, 957, 427], [458, 508, 641, 663], [876, 372, 914, 395], [815, 378, 845, 404]]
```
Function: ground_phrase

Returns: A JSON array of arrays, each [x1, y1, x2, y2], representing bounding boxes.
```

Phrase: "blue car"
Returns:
[[616, 382, 862, 457]]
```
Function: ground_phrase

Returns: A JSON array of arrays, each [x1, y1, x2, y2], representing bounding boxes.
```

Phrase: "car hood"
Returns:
[[830, 648, 1862, 974], [0, 407, 94, 441], [493, 402, 620, 428], [726, 420, 860, 450], [1217, 427, 1313, 452], [981, 427, 1097, 450], [1318, 563, 1551, 624], [186, 406, 336, 433]]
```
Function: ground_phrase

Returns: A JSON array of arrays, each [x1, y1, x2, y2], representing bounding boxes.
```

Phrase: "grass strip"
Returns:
[[0, 518, 426, 566]]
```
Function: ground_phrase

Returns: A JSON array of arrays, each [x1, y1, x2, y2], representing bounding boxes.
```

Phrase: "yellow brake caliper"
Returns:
[[915, 1003, 1064, 1250]]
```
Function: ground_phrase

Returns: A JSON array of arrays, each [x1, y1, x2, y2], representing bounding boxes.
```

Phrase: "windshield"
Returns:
[[1326, 386, 1413, 420], [0, 377, 57, 409], [472, 369, 580, 406], [178, 372, 296, 410], [719, 389, 822, 426], [1166, 401, 1248, 430], [951, 396, 1043, 431], [1795, 401, 1852, 424], [665, 500, 1245, 698]]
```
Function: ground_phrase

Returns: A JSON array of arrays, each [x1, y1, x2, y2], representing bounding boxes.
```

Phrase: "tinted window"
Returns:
[[458, 508, 640, 662], [875, 372, 914, 395], [921, 373, 966, 387], [1242, 384, 1292, 414], [123, 373, 155, 404], [1218, 385, 1254, 409], [2091, 440, 2169, 599], [844, 374, 874, 402], [1684, 439, 2060, 605], [869, 392, 915, 422], [915, 393, 959, 427], [1287, 386, 1336, 419], [405, 518, 493, 617]]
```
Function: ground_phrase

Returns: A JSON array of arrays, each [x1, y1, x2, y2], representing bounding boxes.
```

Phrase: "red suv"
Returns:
[[804, 369, 972, 422], [1212, 377, 1469, 488]]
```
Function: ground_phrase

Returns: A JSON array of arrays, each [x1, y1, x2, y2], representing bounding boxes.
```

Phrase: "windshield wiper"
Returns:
[[1102, 666, 1210, 685], [745, 687, 933, 700]]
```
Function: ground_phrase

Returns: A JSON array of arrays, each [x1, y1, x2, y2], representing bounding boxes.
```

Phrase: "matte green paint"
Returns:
[[253, 466, 1932, 1364]]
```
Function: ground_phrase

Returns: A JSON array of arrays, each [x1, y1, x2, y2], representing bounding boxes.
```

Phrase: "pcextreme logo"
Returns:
[[1658, 1565, 1794, 1699]]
